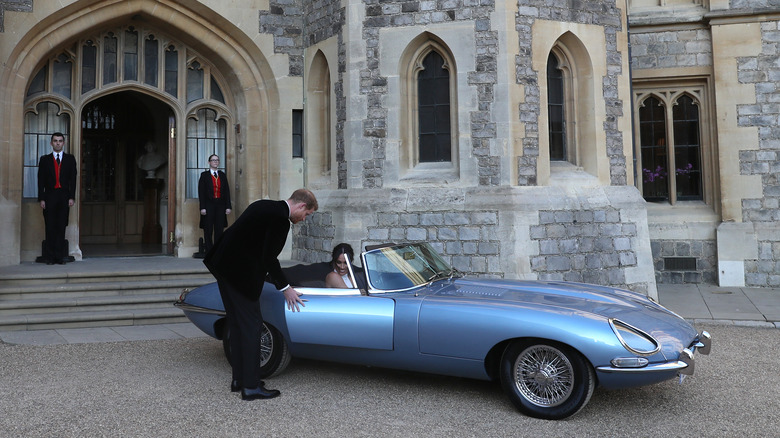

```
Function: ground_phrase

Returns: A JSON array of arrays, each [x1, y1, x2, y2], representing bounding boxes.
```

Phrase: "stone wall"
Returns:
[[364, 210, 503, 277], [651, 238, 717, 284], [530, 208, 638, 287], [304, 0, 348, 188], [0, 0, 32, 33], [260, 0, 304, 76], [629, 29, 713, 70], [291, 211, 335, 263], [736, 19, 780, 287], [360, 0, 501, 188], [516, 0, 627, 186], [730, 0, 780, 9], [304, 0, 343, 45], [292, 186, 656, 297], [628, 21, 716, 285]]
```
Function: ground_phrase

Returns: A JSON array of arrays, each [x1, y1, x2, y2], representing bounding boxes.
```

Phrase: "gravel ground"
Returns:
[[0, 323, 777, 437]]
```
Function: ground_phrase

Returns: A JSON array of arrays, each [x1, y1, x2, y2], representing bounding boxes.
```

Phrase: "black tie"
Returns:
[[213, 172, 217, 178], [56, 155, 60, 164]]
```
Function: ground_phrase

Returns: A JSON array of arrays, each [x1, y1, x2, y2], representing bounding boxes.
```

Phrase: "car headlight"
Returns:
[[608, 318, 661, 356]]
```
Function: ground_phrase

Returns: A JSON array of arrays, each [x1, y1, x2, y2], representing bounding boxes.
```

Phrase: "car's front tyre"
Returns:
[[500, 340, 595, 420], [222, 322, 292, 378]]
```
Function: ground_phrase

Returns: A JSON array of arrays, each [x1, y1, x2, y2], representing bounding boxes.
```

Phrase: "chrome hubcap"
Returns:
[[514, 345, 574, 407]]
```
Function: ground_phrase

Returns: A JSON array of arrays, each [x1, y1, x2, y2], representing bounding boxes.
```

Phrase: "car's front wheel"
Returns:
[[500, 340, 595, 420], [222, 322, 292, 378]]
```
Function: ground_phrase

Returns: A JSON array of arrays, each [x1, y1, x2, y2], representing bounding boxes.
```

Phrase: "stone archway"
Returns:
[[0, 0, 281, 264]]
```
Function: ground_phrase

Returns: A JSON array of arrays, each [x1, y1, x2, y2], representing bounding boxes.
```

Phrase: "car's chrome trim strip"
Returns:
[[174, 301, 226, 316], [596, 360, 688, 373], [599, 331, 712, 376], [608, 318, 662, 356], [297, 287, 361, 296]]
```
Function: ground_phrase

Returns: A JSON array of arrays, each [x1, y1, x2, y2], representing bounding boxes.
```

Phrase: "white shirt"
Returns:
[[340, 272, 353, 288]]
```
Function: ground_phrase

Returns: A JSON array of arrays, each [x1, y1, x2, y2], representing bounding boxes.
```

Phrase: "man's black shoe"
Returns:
[[241, 385, 280, 400], [232, 380, 265, 392]]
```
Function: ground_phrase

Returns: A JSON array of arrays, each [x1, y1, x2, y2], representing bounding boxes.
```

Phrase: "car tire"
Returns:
[[499, 340, 595, 420], [221, 322, 292, 378]]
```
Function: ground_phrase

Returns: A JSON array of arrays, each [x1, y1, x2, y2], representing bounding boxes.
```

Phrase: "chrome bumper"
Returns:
[[596, 330, 712, 376], [173, 300, 226, 317]]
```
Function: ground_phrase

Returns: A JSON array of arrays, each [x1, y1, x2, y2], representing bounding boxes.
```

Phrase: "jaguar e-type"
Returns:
[[175, 242, 711, 420]]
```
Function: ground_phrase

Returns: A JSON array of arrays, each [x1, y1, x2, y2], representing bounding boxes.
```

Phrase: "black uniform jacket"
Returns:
[[203, 199, 291, 298], [198, 170, 232, 229]]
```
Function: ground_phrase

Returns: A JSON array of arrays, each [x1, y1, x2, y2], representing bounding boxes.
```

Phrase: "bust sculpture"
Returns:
[[137, 141, 166, 178]]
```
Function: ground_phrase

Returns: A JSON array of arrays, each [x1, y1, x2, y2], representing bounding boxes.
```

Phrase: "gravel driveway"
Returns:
[[1, 323, 776, 437]]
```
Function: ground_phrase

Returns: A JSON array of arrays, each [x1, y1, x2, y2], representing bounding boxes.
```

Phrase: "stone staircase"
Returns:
[[0, 257, 214, 331]]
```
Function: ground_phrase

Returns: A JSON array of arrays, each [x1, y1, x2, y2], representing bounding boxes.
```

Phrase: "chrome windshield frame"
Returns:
[[360, 242, 453, 294]]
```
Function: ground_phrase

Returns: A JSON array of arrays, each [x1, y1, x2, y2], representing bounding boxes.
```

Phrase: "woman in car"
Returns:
[[325, 243, 358, 288]]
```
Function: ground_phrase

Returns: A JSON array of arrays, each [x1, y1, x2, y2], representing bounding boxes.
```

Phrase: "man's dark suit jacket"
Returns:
[[37, 152, 77, 203], [197, 170, 232, 229], [203, 199, 291, 298]]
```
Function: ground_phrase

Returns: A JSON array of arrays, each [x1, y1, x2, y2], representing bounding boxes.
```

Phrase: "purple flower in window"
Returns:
[[676, 163, 694, 175], [642, 166, 667, 183]]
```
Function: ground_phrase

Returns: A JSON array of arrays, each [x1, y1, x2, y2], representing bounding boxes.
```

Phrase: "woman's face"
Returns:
[[334, 253, 349, 275]]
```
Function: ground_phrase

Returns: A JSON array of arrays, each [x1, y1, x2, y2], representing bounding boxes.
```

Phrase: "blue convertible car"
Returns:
[[175, 242, 711, 420]]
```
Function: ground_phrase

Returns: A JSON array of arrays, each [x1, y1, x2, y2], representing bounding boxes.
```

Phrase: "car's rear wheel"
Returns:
[[500, 340, 595, 420], [222, 322, 292, 378]]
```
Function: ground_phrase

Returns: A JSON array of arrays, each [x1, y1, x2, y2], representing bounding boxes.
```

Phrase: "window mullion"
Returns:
[[666, 106, 677, 205]]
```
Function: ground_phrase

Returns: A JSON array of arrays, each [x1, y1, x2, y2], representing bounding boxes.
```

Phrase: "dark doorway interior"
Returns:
[[80, 91, 173, 257]]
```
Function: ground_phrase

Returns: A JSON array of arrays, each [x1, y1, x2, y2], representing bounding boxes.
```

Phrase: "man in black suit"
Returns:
[[203, 188, 317, 401], [38, 132, 77, 265], [198, 154, 232, 252]]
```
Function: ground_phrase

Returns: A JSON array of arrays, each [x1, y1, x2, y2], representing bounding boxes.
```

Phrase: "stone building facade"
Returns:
[[0, 1, 778, 299], [629, 1, 780, 287]]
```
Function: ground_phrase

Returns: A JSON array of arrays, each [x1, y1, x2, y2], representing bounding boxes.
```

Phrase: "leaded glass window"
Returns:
[[211, 76, 225, 104], [103, 33, 117, 85], [144, 35, 159, 87], [639, 97, 668, 200], [27, 65, 46, 97], [23, 102, 70, 198], [52, 54, 72, 99], [186, 108, 226, 198], [417, 50, 451, 163], [547, 53, 566, 161], [164, 45, 178, 97], [123, 28, 138, 81], [187, 61, 204, 103], [292, 109, 303, 158], [82, 41, 97, 94], [673, 96, 702, 200], [638, 94, 703, 202]]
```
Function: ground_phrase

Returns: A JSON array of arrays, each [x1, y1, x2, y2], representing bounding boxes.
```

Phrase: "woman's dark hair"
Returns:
[[331, 243, 355, 267]]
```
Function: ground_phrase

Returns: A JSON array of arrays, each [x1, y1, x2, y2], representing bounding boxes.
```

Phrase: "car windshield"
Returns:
[[363, 242, 454, 291]]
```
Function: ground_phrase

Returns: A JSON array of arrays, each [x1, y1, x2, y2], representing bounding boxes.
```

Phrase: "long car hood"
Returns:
[[433, 278, 696, 358]]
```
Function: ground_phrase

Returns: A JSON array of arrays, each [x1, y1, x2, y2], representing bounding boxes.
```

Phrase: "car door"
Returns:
[[284, 288, 395, 350]]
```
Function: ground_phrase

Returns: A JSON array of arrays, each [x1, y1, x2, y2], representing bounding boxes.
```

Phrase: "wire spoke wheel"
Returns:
[[500, 340, 595, 420], [222, 322, 291, 378], [515, 345, 574, 407], [259, 324, 274, 367]]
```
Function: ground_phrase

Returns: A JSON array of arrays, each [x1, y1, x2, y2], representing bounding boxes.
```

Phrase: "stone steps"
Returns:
[[0, 308, 187, 331], [0, 257, 214, 331]]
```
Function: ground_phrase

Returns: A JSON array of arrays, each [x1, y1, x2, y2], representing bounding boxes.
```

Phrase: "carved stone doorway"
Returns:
[[79, 91, 173, 257]]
